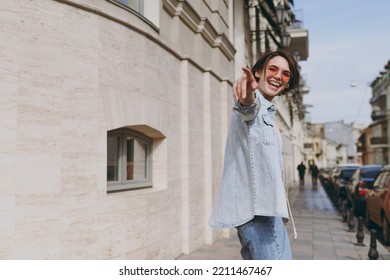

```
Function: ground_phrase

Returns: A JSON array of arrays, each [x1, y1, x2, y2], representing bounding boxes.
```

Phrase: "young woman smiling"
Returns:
[[209, 50, 300, 260]]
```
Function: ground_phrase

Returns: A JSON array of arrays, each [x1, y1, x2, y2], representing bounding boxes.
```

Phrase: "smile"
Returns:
[[268, 80, 282, 89]]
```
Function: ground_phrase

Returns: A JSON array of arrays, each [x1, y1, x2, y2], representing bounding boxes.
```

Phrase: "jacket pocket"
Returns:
[[261, 115, 275, 145]]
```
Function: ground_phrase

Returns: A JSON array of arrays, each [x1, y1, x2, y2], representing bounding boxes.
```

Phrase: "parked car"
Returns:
[[319, 167, 331, 186], [345, 164, 383, 217], [333, 165, 361, 203], [365, 165, 390, 245], [328, 163, 361, 191]]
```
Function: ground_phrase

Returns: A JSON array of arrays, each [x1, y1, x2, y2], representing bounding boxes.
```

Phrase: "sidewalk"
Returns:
[[177, 178, 390, 260]]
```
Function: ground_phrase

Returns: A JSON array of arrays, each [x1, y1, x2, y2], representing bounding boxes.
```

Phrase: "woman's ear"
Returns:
[[254, 70, 264, 82]]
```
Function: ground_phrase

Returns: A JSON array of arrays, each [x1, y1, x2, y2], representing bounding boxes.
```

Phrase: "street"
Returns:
[[289, 174, 390, 255]]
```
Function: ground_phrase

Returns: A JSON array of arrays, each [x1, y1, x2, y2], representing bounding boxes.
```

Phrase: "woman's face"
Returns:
[[255, 56, 291, 101]]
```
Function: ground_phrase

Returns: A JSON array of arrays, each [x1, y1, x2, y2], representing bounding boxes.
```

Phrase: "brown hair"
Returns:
[[251, 50, 300, 95]]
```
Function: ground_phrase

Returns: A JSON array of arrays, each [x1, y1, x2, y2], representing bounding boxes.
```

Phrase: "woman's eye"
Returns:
[[268, 67, 278, 74]]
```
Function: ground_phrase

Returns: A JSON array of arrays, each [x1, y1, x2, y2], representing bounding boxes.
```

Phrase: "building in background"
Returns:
[[0, 0, 308, 259], [357, 126, 374, 164], [304, 121, 361, 168], [367, 60, 390, 165], [303, 123, 327, 167], [324, 121, 358, 164]]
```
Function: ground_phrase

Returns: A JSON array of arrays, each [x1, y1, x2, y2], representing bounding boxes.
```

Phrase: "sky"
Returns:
[[292, 0, 390, 126]]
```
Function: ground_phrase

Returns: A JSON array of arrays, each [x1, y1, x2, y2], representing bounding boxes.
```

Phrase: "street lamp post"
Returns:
[[273, 2, 291, 48], [251, 30, 291, 49], [281, 32, 291, 48], [251, 2, 292, 49], [293, 51, 300, 62], [275, 3, 286, 24]]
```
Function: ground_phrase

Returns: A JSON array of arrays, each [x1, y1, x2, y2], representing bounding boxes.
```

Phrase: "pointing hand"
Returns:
[[233, 66, 258, 106]]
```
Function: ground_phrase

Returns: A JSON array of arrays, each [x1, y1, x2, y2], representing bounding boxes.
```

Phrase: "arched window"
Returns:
[[107, 128, 152, 192]]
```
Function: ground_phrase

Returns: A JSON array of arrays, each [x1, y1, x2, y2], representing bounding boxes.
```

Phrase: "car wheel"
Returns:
[[365, 208, 373, 228], [382, 216, 390, 245]]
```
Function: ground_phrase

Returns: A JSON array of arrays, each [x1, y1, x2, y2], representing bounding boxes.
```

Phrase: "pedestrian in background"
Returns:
[[297, 162, 306, 189], [209, 50, 300, 260], [309, 161, 319, 189]]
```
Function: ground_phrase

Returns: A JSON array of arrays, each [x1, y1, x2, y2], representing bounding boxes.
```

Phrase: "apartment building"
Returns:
[[369, 60, 390, 165], [304, 121, 362, 168]]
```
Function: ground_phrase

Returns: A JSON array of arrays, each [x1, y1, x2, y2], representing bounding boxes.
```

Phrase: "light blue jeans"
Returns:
[[236, 216, 292, 260]]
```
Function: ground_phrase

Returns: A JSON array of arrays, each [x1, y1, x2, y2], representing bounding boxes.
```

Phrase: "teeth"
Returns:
[[269, 81, 280, 88]]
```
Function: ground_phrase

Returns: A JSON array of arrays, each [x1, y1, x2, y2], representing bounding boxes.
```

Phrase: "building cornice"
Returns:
[[162, 0, 236, 61], [52, 0, 232, 84]]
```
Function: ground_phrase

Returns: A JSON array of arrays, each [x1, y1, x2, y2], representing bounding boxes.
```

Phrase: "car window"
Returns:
[[378, 172, 390, 189], [340, 169, 357, 179], [385, 176, 390, 191], [373, 172, 384, 188], [383, 172, 390, 189], [361, 169, 382, 178]]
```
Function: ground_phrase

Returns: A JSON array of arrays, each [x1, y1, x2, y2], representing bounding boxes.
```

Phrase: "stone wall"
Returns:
[[0, 0, 234, 259]]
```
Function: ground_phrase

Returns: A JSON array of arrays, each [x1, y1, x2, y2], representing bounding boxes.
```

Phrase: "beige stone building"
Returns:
[[0, 0, 308, 259], [303, 121, 362, 169]]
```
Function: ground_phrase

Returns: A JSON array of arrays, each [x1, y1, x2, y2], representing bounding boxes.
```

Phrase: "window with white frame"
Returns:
[[107, 128, 152, 192]]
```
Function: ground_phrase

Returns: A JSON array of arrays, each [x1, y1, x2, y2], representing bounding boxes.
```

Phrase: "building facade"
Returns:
[[369, 60, 390, 165], [303, 123, 328, 168], [303, 121, 362, 168], [0, 0, 308, 259], [357, 126, 374, 164]]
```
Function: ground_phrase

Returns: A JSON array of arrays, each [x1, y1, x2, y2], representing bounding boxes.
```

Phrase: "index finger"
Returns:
[[242, 66, 255, 83], [240, 74, 247, 101], [242, 66, 258, 91]]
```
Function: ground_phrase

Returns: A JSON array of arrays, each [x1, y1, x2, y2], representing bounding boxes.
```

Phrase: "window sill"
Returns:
[[107, 181, 153, 193]]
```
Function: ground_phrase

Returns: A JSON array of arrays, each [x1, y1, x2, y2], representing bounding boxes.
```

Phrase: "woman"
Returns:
[[209, 50, 300, 260]]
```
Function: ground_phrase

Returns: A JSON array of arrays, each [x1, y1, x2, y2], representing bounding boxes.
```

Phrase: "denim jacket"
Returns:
[[209, 90, 289, 228]]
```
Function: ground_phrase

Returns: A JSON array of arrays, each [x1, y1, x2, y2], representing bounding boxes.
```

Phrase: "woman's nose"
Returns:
[[273, 71, 282, 79]]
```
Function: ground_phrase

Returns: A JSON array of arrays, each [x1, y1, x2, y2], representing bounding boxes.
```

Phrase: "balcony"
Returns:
[[371, 109, 387, 121], [287, 28, 308, 60], [370, 136, 389, 146], [286, 11, 308, 61], [370, 90, 386, 105]]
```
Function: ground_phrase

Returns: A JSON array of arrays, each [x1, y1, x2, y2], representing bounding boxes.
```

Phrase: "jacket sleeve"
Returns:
[[232, 93, 260, 123]]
